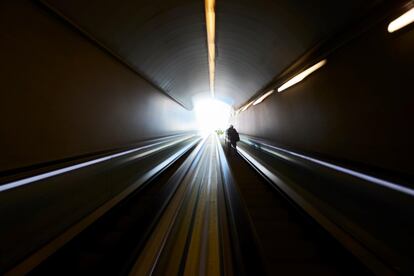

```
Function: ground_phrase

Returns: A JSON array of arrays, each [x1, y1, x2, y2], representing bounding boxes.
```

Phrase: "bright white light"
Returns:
[[194, 98, 232, 136], [388, 7, 414, 33], [277, 60, 327, 92], [205, 0, 216, 97], [253, 90, 274, 105], [241, 101, 254, 112]]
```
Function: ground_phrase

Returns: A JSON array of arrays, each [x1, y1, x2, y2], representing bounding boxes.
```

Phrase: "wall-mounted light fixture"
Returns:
[[388, 7, 414, 33], [241, 101, 254, 112], [277, 60, 327, 93], [253, 90, 274, 105], [205, 0, 216, 97]]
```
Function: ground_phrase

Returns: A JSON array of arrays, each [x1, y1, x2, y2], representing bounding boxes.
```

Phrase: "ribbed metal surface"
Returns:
[[215, 0, 378, 107], [42, 0, 377, 108], [42, 0, 209, 109]]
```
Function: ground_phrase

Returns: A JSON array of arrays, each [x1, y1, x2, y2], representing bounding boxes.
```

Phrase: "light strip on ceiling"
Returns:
[[205, 0, 216, 97], [277, 60, 327, 93], [253, 90, 274, 105], [388, 7, 414, 33]]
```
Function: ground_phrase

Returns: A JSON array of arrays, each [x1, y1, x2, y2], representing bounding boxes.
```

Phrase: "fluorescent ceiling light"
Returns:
[[241, 101, 254, 112], [253, 90, 274, 105], [205, 0, 216, 97], [277, 60, 327, 93], [388, 7, 414, 33]]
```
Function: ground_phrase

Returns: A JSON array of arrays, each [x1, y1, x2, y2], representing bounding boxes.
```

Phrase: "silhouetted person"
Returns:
[[226, 125, 240, 154]]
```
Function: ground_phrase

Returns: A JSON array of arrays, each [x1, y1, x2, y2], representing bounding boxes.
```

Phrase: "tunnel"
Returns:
[[1, 0, 414, 275]]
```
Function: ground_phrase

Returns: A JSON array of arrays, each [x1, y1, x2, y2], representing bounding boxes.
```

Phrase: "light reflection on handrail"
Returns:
[[242, 137, 414, 197], [0, 135, 196, 192]]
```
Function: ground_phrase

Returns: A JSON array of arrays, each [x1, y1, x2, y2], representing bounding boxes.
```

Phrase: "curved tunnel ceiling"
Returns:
[[42, 0, 380, 109]]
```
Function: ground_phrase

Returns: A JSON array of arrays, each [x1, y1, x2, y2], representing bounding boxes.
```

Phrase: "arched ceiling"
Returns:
[[42, 0, 380, 109]]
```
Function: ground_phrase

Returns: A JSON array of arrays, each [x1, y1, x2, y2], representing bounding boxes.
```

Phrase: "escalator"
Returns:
[[224, 142, 371, 275], [18, 135, 372, 275]]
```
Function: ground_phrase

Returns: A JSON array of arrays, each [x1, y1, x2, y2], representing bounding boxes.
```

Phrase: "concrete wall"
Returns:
[[235, 14, 414, 177], [0, 1, 196, 173]]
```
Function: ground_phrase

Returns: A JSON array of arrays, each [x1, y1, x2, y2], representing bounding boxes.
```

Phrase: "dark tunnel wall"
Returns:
[[235, 15, 414, 177], [0, 1, 196, 173]]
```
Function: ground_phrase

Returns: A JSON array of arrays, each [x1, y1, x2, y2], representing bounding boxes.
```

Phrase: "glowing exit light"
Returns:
[[194, 98, 231, 135], [277, 60, 327, 93], [205, 0, 216, 97], [388, 7, 414, 33]]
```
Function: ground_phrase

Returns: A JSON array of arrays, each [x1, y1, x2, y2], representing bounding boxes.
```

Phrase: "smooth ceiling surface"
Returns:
[[43, 0, 379, 108]]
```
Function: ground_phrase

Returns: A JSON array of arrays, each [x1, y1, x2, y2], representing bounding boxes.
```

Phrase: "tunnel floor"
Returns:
[[30, 134, 371, 275]]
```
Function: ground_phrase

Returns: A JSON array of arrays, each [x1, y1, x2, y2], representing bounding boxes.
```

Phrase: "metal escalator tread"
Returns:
[[29, 144, 195, 276], [129, 135, 232, 276], [225, 151, 372, 275]]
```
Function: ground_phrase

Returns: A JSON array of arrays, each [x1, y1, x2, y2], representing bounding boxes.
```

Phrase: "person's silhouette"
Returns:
[[225, 125, 240, 154]]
